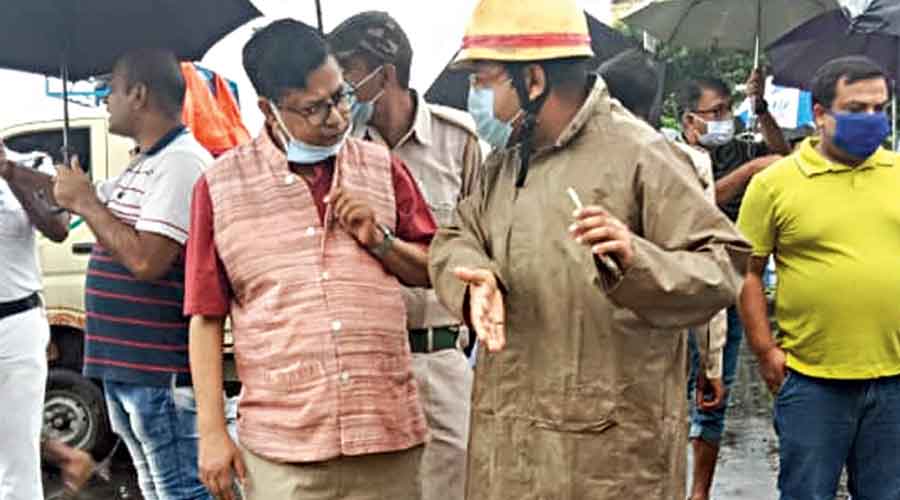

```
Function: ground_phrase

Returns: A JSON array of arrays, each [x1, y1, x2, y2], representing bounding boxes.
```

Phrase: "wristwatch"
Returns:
[[754, 98, 769, 115], [369, 223, 395, 259]]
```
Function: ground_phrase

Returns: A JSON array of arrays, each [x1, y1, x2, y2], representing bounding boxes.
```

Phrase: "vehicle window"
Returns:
[[4, 127, 92, 177]]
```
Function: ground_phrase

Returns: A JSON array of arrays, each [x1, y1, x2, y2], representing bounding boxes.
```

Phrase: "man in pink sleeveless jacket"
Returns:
[[184, 20, 433, 500]]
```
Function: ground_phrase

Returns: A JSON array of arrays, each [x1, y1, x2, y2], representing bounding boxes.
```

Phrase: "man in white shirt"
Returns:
[[0, 141, 92, 499]]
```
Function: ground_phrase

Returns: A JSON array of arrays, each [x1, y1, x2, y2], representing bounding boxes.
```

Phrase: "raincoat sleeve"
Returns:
[[601, 137, 751, 329], [692, 311, 727, 379], [429, 182, 505, 322]]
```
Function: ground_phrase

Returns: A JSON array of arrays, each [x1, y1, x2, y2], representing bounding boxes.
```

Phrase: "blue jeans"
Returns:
[[774, 370, 900, 500], [104, 379, 212, 500], [687, 306, 743, 444]]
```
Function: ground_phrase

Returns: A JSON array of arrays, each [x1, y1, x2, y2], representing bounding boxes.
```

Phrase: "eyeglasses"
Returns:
[[279, 83, 356, 126], [692, 104, 733, 120]]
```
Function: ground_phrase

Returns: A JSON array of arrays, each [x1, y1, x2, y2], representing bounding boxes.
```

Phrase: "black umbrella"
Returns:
[[853, 0, 900, 37], [425, 12, 637, 111], [767, 9, 900, 90], [0, 0, 261, 159], [767, 5, 900, 147]]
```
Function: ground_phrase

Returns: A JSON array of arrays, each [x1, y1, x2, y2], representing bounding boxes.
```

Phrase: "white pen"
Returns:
[[566, 187, 622, 277]]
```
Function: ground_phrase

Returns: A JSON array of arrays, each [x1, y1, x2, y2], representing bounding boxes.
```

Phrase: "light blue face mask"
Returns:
[[467, 83, 521, 150], [269, 100, 348, 164], [349, 66, 385, 133]]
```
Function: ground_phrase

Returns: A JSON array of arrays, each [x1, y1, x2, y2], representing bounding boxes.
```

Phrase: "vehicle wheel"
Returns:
[[44, 368, 116, 459], [49, 327, 84, 371]]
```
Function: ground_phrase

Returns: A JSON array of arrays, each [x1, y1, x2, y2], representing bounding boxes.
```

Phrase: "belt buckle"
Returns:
[[426, 327, 434, 353]]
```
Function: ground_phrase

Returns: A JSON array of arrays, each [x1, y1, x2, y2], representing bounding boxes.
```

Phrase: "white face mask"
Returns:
[[694, 116, 735, 148]]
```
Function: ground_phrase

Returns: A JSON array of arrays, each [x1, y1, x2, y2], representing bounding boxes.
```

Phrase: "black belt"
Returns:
[[408, 326, 459, 353], [0, 292, 41, 320]]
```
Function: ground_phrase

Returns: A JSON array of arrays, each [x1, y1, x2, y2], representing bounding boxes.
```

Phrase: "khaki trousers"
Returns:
[[412, 349, 473, 500], [239, 444, 423, 500]]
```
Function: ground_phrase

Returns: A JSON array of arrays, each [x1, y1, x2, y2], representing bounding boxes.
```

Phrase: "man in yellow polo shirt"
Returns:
[[738, 56, 900, 500]]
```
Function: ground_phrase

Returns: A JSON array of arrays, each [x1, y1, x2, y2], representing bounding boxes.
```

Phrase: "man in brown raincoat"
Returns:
[[428, 1, 751, 498]]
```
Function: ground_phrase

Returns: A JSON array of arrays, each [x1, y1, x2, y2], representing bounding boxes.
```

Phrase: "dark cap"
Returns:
[[328, 11, 412, 65]]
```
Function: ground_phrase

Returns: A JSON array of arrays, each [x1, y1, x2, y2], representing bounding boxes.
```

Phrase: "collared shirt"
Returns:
[[83, 127, 210, 386], [355, 91, 482, 329], [738, 138, 900, 379]]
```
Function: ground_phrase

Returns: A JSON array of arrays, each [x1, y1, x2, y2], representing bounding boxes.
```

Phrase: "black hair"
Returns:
[[243, 19, 330, 101], [598, 49, 659, 122], [114, 49, 185, 119], [327, 12, 413, 89], [811, 56, 889, 109], [676, 77, 731, 117]]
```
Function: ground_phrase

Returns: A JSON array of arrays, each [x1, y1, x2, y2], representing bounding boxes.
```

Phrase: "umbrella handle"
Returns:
[[754, 1, 761, 69], [754, 34, 760, 69]]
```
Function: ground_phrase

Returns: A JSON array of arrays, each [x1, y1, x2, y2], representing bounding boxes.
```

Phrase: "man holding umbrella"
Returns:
[[52, 49, 214, 500], [327, 12, 481, 500], [739, 55, 900, 500], [428, 0, 750, 497]]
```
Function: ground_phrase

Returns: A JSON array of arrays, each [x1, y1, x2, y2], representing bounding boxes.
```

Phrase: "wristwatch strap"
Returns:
[[370, 223, 395, 259]]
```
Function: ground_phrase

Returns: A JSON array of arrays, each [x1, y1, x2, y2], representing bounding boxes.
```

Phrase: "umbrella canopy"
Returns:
[[0, 0, 261, 82], [767, 9, 900, 90], [853, 0, 900, 37], [0, 0, 260, 160], [622, 0, 840, 58], [424, 12, 636, 111]]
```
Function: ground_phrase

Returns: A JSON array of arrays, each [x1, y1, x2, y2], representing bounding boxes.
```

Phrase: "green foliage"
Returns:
[[658, 46, 760, 123], [615, 23, 760, 128]]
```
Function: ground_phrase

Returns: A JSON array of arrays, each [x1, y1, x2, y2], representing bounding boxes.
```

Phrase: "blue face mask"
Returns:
[[269, 100, 348, 164], [349, 67, 384, 133], [829, 111, 890, 159], [467, 84, 521, 150]]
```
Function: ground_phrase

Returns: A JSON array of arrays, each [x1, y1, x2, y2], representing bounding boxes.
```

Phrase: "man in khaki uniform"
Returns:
[[428, 1, 750, 498], [328, 12, 481, 500]]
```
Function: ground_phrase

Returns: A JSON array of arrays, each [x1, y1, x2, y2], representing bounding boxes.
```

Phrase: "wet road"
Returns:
[[45, 342, 850, 499], [694, 341, 850, 500]]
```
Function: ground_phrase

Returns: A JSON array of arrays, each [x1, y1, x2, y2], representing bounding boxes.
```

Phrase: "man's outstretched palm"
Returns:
[[454, 267, 506, 353]]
